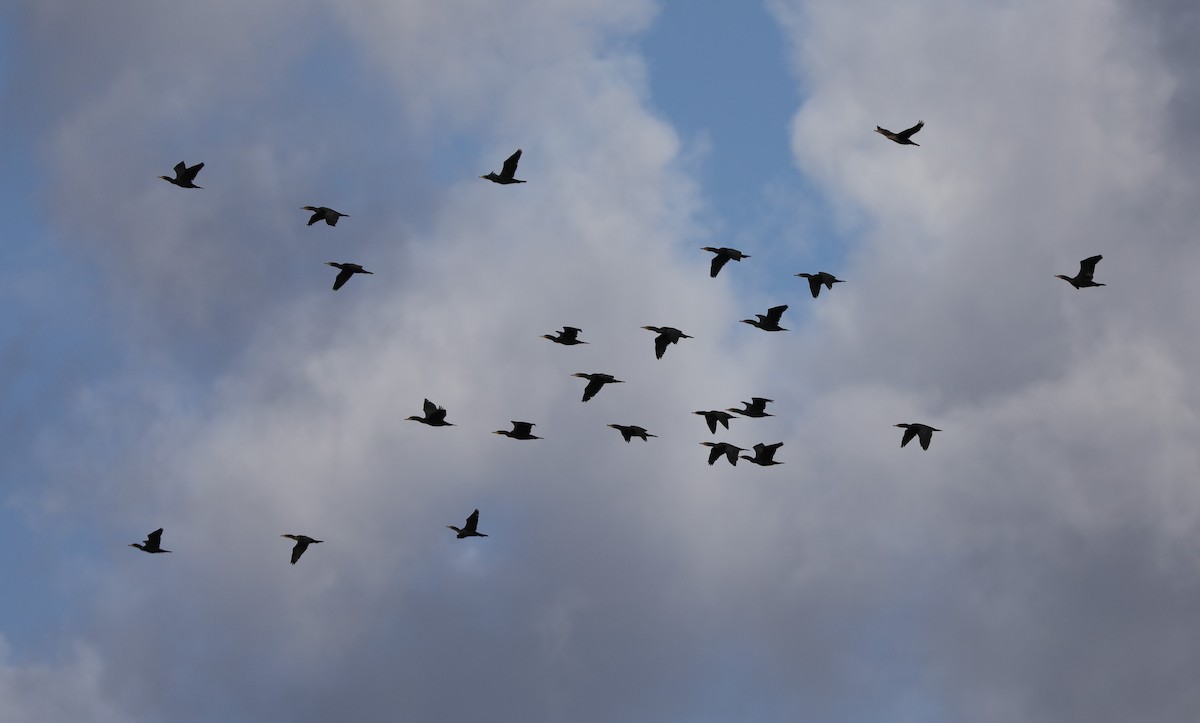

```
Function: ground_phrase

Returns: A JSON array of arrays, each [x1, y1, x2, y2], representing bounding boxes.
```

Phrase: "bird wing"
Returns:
[[422, 398, 438, 417], [766, 305, 788, 323], [512, 421, 534, 436], [307, 210, 322, 225], [332, 268, 353, 290], [807, 276, 821, 297], [582, 378, 603, 402], [724, 446, 740, 465], [325, 213, 341, 226], [899, 426, 917, 448], [1079, 255, 1102, 279], [702, 413, 717, 434], [706, 444, 722, 465], [918, 427, 934, 450], [501, 149, 522, 179], [898, 120, 924, 139], [147, 528, 164, 547], [172, 161, 187, 177], [182, 162, 203, 182], [290, 539, 308, 564], [654, 334, 670, 359], [709, 254, 730, 278], [560, 327, 581, 342], [464, 509, 481, 534]]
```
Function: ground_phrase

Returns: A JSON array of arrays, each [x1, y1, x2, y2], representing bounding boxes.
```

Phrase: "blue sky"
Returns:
[[4, 0, 1200, 721]]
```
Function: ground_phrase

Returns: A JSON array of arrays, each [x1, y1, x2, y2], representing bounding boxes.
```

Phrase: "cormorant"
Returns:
[[700, 441, 744, 466], [572, 372, 624, 402], [159, 161, 204, 188], [741, 442, 784, 466], [281, 534, 322, 564], [796, 272, 844, 298], [494, 421, 541, 440], [303, 206, 349, 226], [727, 397, 773, 418], [741, 305, 788, 332], [326, 262, 373, 290], [607, 424, 656, 442], [1056, 255, 1105, 289], [448, 509, 488, 538], [129, 528, 171, 553], [407, 399, 453, 426], [895, 423, 940, 450], [693, 410, 735, 434], [543, 327, 587, 345], [875, 120, 924, 146], [480, 149, 525, 184], [702, 247, 750, 278], [641, 326, 692, 360]]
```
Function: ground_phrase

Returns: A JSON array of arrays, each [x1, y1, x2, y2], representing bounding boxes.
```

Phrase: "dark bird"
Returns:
[[159, 161, 204, 188], [407, 398, 453, 426], [543, 327, 587, 345], [875, 120, 924, 146], [303, 206, 349, 226], [693, 410, 735, 434], [702, 247, 750, 278], [741, 442, 784, 466], [1056, 255, 1105, 289], [572, 372, 624, 402], [796, 272, 844, 298], [701, 441, 744, 466], [641, 326, 692, 360], [281, 534, 322, 564], [129, 528, 171, 553], [448, 509, 488, 538], [326, 262, 373, 290], [741, 304, 788, 332], [727, 397, 774, 418], [480, 149, 525, 184], [607, 424, 656, 442], [895, 423, 941, 450], [494, 421, 541, 440]]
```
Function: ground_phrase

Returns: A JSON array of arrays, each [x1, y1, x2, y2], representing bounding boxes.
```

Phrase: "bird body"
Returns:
[[572, 372, 624, 402], [641, 326, 692, 360], [407, 398, 453, 426], [448, 509, 487, 538], [543, 327, 587, 345], [326, 262, 373, 290], [728, 397, 774, 418], [741, 442, 784, 466], [129, 528, 171, 553], [1056, 255, 1105, 288], [495, 421, 541, 440], [741, 305, 788, 332], [702, 247, 750, 278], [281, 534, 322, 564], [693, 410, 735, 434], [159, 161, 204, 188], [607, 424, 656, 442], [796, 272, 844, 298], [895, 423, 941, 450], [303, 206, 348, 226], [481, 149, 525, 184], [875, 120, 924, 145], [701, 441, 744, 466]]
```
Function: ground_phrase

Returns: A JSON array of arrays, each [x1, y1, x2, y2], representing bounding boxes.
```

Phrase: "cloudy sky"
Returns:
[[3, 0, 1200, 720]]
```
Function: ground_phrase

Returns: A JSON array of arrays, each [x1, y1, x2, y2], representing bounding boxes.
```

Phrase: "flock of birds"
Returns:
[[136, 122, 1106, 563]]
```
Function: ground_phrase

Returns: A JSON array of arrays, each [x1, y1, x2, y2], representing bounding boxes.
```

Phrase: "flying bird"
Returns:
[[642, 326, 692, 360], [895, 423, 941, 450], [480, 149, 525, 184], [303, 206, 349, 226], [543, 327, 587, 345], [1056, 255, 1105, 289], [875, 120, 924, 146], [796, 272, 844, 298], [572, 372, 624, 402], [494, 421, 541, 440], [741, 442, 784, 466], [693, 410, 735, 434], [727, 397, 774, 418], [448, 509, 488, 538], [702, 247, 750, 278], [281, 534, 323, 564], [407, 399, 453, 426], [326, 262, 373, 290], [129, 528, 171, 553], [607, 424, 656, 442], [159, 161, 204, 188], [701, 441, 744, 466], [741, 305, 788, 332]]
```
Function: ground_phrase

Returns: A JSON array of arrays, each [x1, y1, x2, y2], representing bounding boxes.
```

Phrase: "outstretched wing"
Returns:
[[582, 378, 603, 402], [898, 120, 924, 139], [654, 334, 670, 359], [464, 509, 481, 534], [899, 426, 917, 448], [512, 421, 534, 436], [807, 276, 822, 298], [1079, 255, 1102, 280], [332, 268, 353, 290], [290, 540, 308, 565], [147, 528, 164, 547], [560, 327, 581, 342], [709, 254, 730, 278], [766, 305, 788, 324], [501, 149, 522, 180]]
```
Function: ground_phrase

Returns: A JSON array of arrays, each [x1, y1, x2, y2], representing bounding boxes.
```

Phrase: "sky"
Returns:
[[2, 0, 1200, 720]]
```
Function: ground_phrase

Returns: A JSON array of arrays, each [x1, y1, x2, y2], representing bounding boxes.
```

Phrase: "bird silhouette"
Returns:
[[494, 421, 541, 440], [572, 373, 624, 402], [303, 206, 349, 226], [701, 441, 744, 466], [326, 262, 373, 290], [281, 534, 322, 564], [741, 305, 788, 332], [741, 442, 784, 466], [693, 410, 735, 434], [895, 423, 940, 450], [727, 397, 774, 418], [702, 247, 750, 278], [543, 327, 587, 345], [875, 120, 924, 145], [159, 161, 204, 188], [448, 509, 488, 538], [481, 149, 525, 184], [607, 424, 656, 442], [129, 528, 171, 553], [796, 272, 844, 298], [407, 399, 453, 426], [641, 326, 692, 360], [1056, 255, 1105, 289]]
